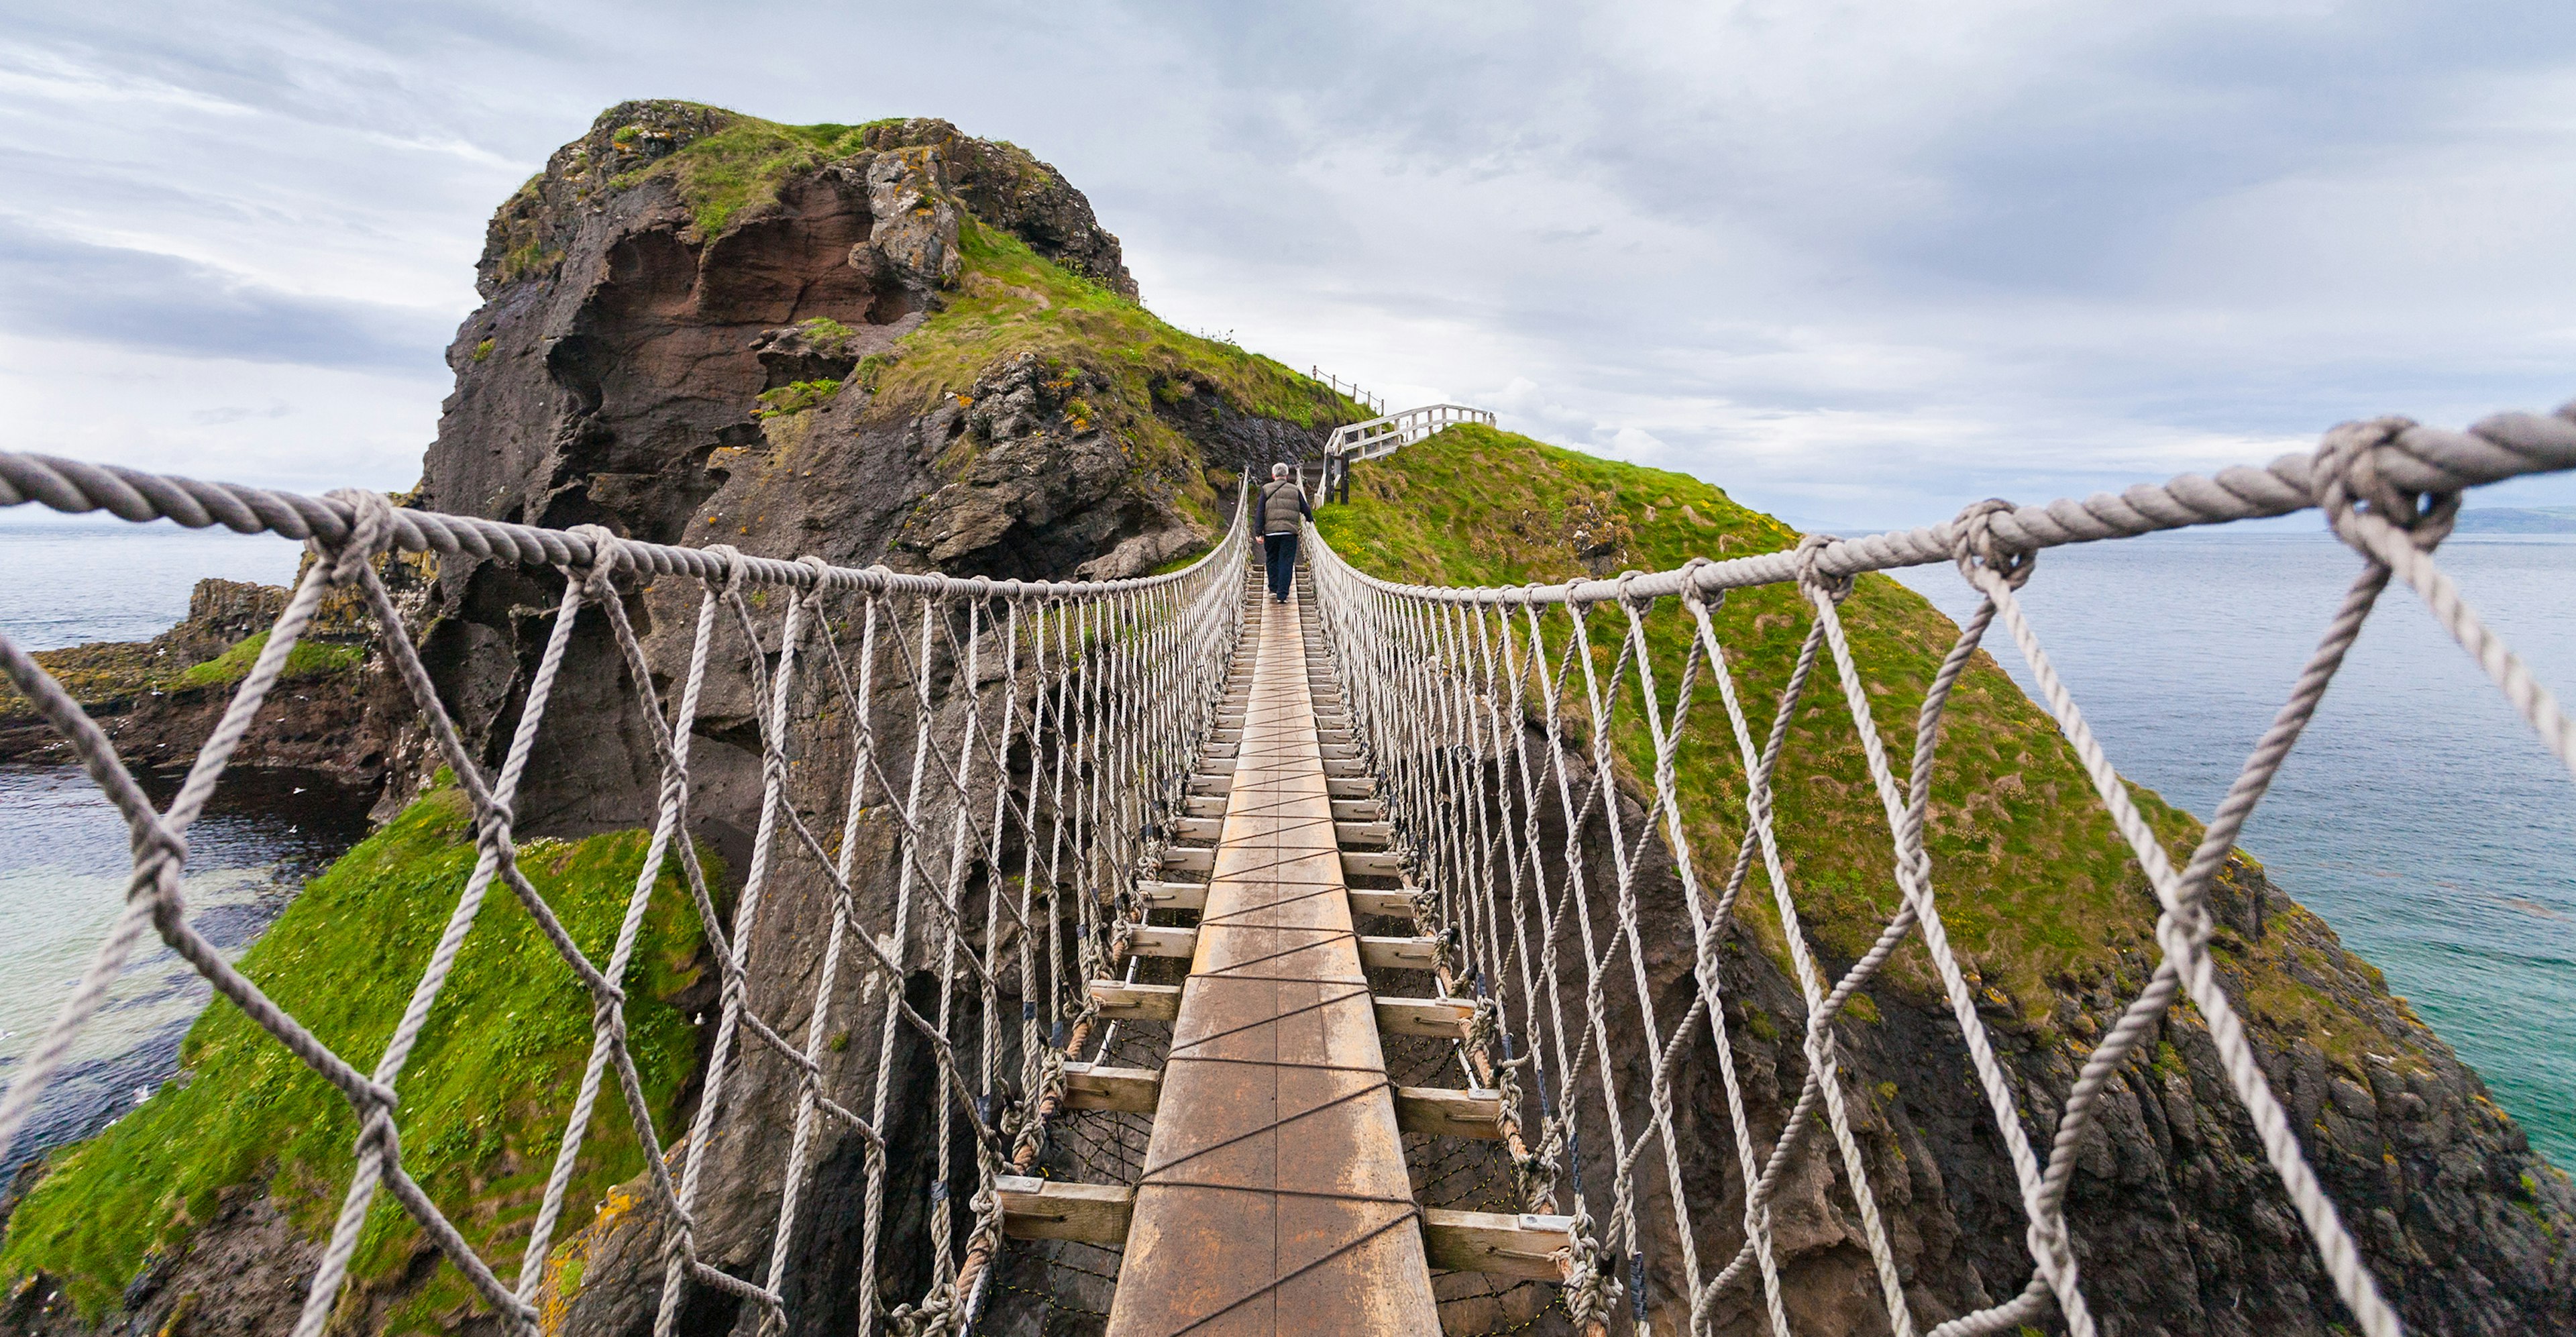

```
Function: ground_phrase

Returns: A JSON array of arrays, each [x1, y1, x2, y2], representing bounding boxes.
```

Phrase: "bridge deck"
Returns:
[[1104, 589, 1440, 1336]]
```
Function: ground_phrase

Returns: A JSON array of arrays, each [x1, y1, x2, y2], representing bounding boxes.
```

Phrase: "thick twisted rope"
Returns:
[[1305, 402, 2576, 604]]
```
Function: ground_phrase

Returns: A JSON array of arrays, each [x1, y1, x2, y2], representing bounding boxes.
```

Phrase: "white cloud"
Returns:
[[0, 0, 2569, 533]]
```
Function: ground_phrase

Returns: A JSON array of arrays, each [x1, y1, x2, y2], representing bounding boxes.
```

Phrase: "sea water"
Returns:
[[0, 519, 360, 1169], [1890, 529, 2576, 1163]]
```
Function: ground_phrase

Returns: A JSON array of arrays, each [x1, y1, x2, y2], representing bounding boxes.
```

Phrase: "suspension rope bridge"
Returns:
[[0, 398, 2571, 1336]]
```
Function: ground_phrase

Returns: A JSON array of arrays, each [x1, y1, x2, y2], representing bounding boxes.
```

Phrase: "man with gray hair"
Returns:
[[1258, 462, 1311, 604]]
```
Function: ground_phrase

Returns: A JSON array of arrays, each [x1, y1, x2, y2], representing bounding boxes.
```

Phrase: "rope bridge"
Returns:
[[0, 396, 2565, 1336]]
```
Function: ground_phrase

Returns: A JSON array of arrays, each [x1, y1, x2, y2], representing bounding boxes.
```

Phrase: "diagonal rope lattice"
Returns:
[[1302, 400, 2576, 1337], [0, 393, 2569, 1336], [0, 460, 1248, 1337]]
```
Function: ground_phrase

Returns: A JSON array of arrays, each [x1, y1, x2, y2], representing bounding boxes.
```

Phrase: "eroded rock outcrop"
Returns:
[[0, 572, 423, 784]]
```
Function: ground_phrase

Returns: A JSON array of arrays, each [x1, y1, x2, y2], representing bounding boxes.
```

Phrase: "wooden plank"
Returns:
[[1348, 889, 1417, 919], [1089, 979, 1181, 1022], [1185, 794, 1228, 818], [1330, 798, 1385, 821], [1173, 815, 1224, 841], [1375, 995, 1472, 1038], [1421, 1208, 1575, 1279], [1137, 881, 1208, 910], [1107, 589, 1438, 1335], [1359, 934, 1440, 971], [1393, 1086, 1503, 1139], [1327, 777, 1374, 799], [1161, 845, 1214, 873], [1336, 820, 1393, 844], [1342, 849, 1405, 879], [1322, 758, 1366, 778], [1128, 925, 1197, 959], [998, 1176, 1135, 1247], [1061, 1063, 1161, 1115]]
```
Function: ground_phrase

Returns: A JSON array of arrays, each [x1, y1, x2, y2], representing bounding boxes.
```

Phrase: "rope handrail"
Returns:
[[3, 393, 2573, 1336], [1319, 401, 2576, 603], [1297, 396, 2576, 1337], [0, 450, 1236, 598]]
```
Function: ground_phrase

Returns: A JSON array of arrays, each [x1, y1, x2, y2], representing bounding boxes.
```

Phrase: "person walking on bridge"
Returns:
[[1259, 462, 1312, 604]]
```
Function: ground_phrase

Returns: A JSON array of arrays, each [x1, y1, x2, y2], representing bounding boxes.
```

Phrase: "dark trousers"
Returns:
[[1264, 532, 1298, 602]]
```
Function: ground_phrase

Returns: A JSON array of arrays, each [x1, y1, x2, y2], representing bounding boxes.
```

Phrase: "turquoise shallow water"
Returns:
[[0, 519, 362, 1171], [1892, 529, 2576, 1165]]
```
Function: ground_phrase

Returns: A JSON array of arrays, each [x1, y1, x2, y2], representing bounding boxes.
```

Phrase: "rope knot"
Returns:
[[315, 488, 396, 586], [358, 1106, 402, 1161], [1559, 1211, 1623, 1330], [1613, 569, 1652, 610], [794, 553, 833, 595], [1950, 498, 2037, 590], [2315, 416, 2457, 553], [702, 543, 749, 595], [131, 814, 189, 875], [1677, 555, 1725, 613], [566, 523, 625, 584], [1794, 533, 1854, 604]]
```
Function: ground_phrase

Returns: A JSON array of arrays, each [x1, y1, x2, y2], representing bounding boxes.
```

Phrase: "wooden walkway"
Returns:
[[1103, 587, 1442, 1336]]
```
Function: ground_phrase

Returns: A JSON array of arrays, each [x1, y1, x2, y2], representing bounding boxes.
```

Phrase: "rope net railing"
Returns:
[[0, 450, 1252, 1337], [1303, 401, 2576, 1337]]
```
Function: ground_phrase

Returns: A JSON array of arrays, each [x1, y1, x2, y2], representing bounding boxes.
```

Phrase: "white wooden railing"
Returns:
[[1309, 403, 1498, 504], [1326, 403, 1495, 464], [1309, 366, 1385, 417]]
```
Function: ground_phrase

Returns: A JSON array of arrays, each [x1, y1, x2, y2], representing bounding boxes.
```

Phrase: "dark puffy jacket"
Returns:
[[1260, 478, 1311, 535]]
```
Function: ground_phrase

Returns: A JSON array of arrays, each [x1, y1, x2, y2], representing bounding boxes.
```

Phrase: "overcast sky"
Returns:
[[3, 0, 2572, 530]]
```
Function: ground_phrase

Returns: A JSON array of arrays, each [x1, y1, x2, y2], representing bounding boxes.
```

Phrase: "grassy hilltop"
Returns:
[[1318, 424, 2427, 1067]]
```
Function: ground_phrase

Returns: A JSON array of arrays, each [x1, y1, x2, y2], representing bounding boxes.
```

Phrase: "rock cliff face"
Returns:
[[384, 102, 1350, 1335], [410, 101, 1328, 847]]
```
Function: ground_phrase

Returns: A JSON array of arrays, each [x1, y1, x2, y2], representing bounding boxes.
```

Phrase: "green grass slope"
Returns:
[[1318, 424, 2430, 1071], [1, 788, 715, 1330]]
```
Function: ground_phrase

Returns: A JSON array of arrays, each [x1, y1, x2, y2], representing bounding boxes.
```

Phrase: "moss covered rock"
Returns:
[[0, 790, 716, 1332]]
